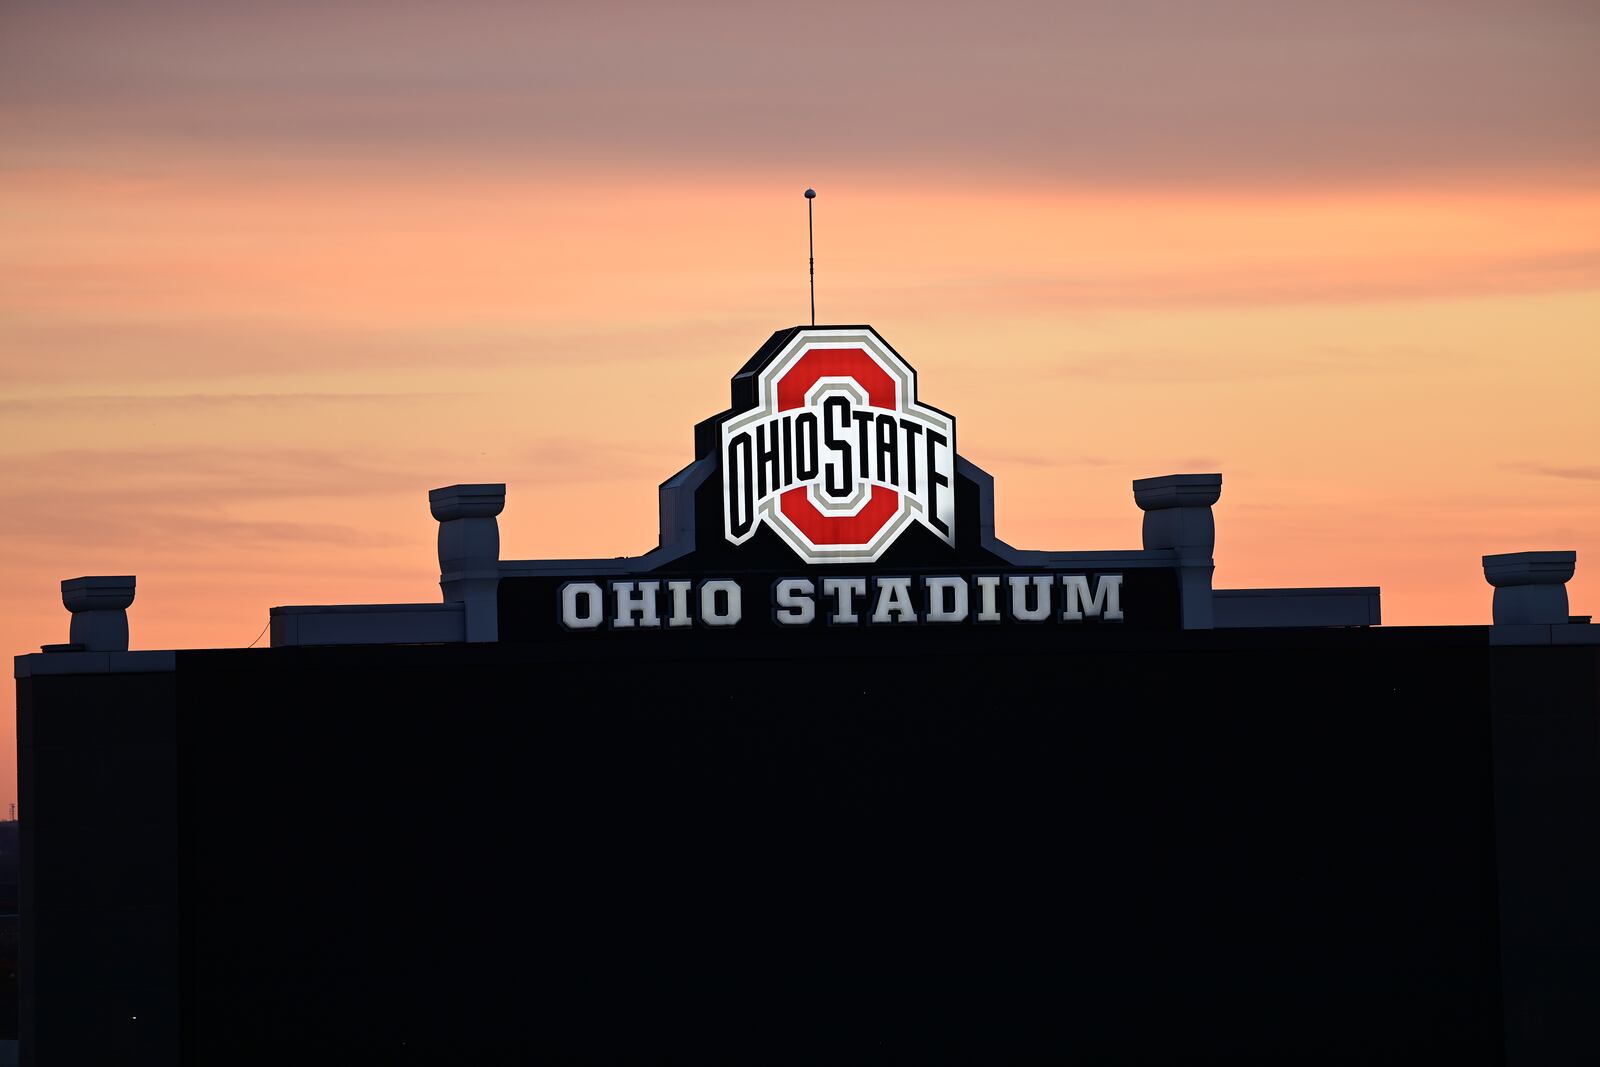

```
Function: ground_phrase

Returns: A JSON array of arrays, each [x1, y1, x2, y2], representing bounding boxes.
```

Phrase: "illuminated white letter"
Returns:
[[924, 576, 968, 623], [975, 576, 1001, 622], [872, 577, 917, 623], [610, 580, 660, 628], [774, 578, 816, 625], [665, 579, 694, 627], [560, 581, 604, 630], [1061, 574, 1124, 621], [699, 579, 742, 627], [1008, 575, 1052, 622], [822, 577, 868, 624]]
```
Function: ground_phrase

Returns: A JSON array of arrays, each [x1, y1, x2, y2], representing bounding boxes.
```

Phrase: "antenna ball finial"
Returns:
[[804, 188, 816, 199]]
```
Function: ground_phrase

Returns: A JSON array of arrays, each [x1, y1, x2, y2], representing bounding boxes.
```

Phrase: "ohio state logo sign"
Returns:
[[720, 329, 955, 564]]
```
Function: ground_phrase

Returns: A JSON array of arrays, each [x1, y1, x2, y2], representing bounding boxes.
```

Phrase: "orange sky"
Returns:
[[3, 1, 1599, 815]]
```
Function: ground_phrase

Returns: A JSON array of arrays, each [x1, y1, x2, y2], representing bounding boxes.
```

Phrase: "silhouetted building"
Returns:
[[14, 327, 1598, 1065]]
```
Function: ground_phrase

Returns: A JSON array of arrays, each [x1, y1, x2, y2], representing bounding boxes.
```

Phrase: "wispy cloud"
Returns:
[[4, 0, 1596, 186], [517, 438, 683, 484], [967, 450, 1123, 470], [0, 314, 774, 387], [0, 446, 442, 501], [1507, 462, 1600, 482], [918, 250, 1600, 315], [0, 496, 407, 553], [1035, 347, 1461, 384], [0, 391, 476, 415]]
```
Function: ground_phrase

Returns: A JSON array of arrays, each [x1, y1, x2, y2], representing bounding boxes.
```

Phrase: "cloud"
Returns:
[[966, 450, 1122, 469], [0, 391, 476, 415], [0, 314, 774, 387], [517, 438, 684, 484], [0, 496, 405, 553], [0, 446, 433, 572], [1508, 462, 1600, 482], [921, 250, 1600, 316], [0, 446, 442, 502], [1035, 347, 1461, 385], [2, 0, 1596, 186]]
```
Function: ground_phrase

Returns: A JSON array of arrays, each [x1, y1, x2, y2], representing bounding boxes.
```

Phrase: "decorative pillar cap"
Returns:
[[429, 484, 506, 522], [1483, 551, 1576, 588], [1132, 473, 1222, 511], [61, 575, 136, 613]]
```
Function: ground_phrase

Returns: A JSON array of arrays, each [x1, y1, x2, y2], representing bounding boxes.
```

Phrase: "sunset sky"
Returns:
[[3, 1, 1598, 812]]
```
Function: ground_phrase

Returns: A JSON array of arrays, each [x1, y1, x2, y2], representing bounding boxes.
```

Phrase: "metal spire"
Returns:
[[805, 187, 816, 325]]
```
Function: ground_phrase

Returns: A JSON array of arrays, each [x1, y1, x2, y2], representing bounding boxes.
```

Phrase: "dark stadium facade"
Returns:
[[15, 326, 1599, 1065]]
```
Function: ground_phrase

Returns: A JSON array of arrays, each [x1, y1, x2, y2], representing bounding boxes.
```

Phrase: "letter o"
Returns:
[[560, 581, 605, 629], [699, 580, 743, 627]]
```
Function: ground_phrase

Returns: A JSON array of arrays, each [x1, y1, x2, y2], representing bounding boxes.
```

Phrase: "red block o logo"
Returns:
[[721, 329, 956, 564]]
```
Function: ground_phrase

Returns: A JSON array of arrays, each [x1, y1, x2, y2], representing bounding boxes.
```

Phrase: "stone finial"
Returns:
[[428, 484, 506, 523], [61, 575, 136, 652], [1134, 474, 1222, 553], [1484, 550, 1576, 626], [429, 484, 506, 643], [1133, 474, 1222, 630], [1133, 473, 1224, 512]]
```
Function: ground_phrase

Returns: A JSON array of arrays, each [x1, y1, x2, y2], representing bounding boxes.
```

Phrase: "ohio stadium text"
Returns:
[[558, 574, 1125, 629]]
